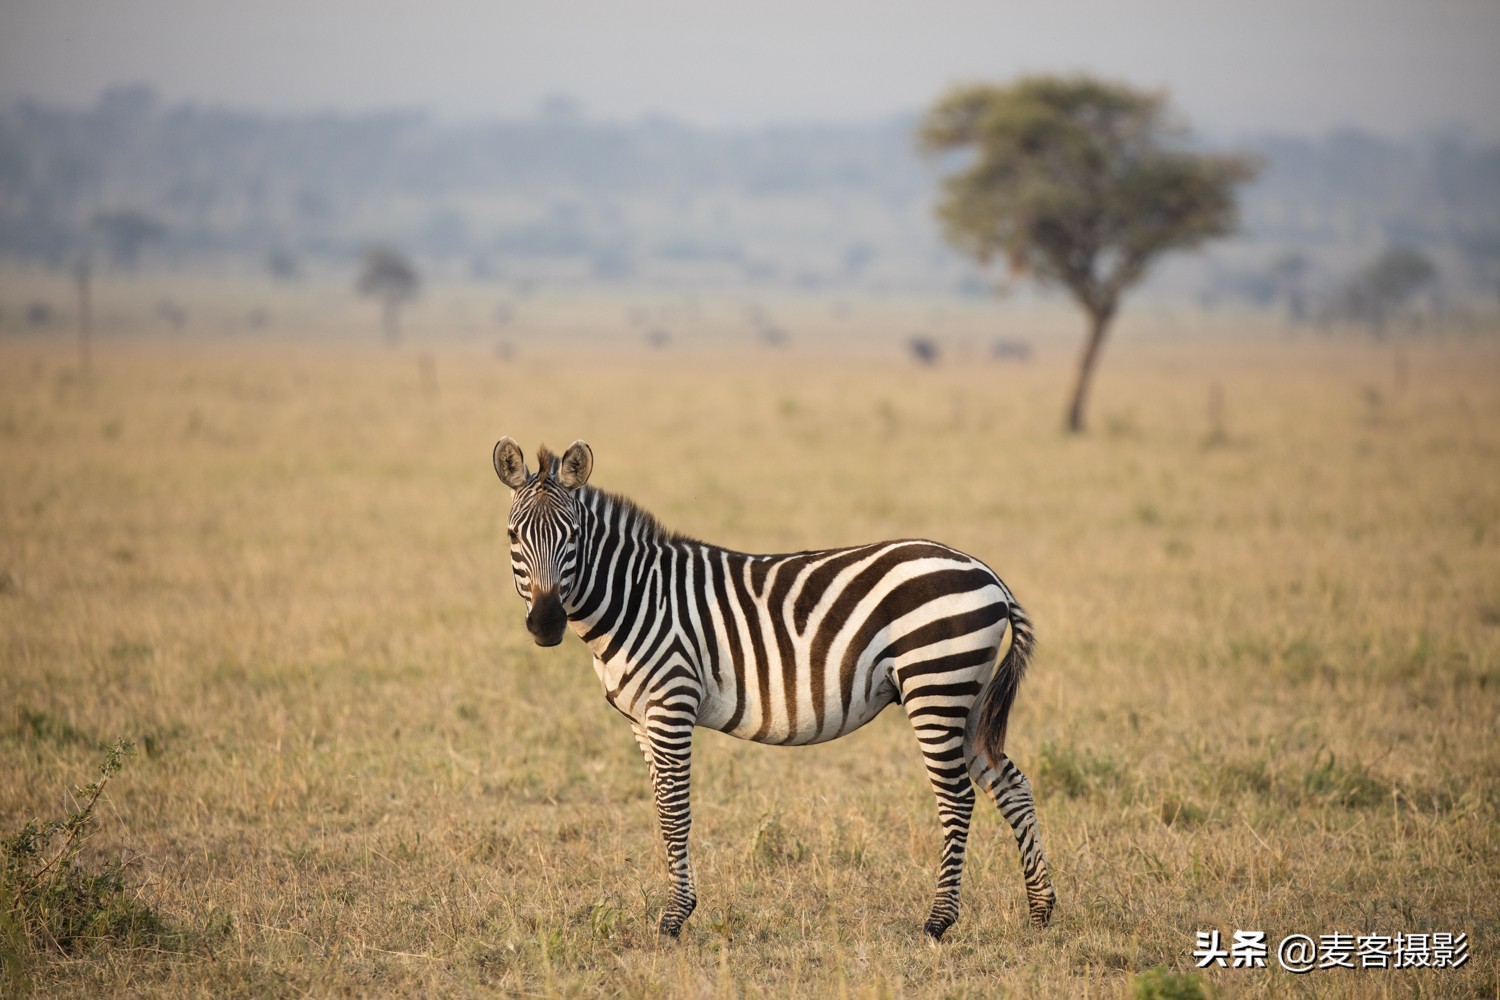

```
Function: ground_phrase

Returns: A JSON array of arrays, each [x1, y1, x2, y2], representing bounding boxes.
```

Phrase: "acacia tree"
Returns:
[[920, 76, 1259, 432], [1337, 247, 1436, 336], [357, 244, 420, 345]]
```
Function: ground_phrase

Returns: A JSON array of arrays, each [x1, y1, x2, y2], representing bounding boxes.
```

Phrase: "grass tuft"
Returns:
[[1298, 746, 1388, 809], [749, 812, 809, 868], [1037, 740, 1121, 800], [14, 707, 94, 749]]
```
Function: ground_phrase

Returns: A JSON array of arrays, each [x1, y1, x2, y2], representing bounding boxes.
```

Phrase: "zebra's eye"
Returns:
[[507, 528, 519, 543]]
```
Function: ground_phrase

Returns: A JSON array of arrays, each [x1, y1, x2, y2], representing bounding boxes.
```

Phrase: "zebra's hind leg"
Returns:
[[913, 719, 977, 941], [969, 750, 1055, 928], [632, 720, 698, 938]]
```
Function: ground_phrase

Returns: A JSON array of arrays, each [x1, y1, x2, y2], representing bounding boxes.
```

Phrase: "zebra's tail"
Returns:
[[973, 599, 1036, 766]]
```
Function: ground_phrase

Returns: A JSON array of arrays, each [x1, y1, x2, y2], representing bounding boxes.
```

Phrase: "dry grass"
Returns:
[[1, 297, 1497, 998]]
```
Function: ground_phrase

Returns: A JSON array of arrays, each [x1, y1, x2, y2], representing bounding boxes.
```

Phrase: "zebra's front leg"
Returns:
[[633, 719, 697, 937], [916, 722, 977, 941]]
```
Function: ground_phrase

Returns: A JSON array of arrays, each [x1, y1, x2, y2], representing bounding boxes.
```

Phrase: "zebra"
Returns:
[[492, 437, 1055, 940]]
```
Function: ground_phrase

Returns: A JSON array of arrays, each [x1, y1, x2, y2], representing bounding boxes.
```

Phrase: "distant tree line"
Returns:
[[0, 85, 1497, 300]]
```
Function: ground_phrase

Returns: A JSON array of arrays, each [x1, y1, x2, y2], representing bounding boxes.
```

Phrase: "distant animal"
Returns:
[[756, 324, 788, 347], [491, 438, 1055, 940], [907, 335, 940, 365], [990, 339, 1033, 362]]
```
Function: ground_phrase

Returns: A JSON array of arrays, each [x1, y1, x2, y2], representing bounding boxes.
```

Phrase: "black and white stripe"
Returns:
[[493, 437, 1055, 940]]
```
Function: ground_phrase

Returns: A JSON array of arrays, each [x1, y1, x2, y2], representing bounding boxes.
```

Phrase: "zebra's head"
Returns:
[[492, 437, 594, 647]]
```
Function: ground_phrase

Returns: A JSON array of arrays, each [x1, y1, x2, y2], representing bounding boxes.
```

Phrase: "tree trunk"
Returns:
[[1065, 306, 1112, 433], [75, 263, 93, 377], [382, 296, 400, 346]]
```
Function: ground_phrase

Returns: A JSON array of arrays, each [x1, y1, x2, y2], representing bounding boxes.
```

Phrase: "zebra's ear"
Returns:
[[493, 437, 529, 489], [558, 440, 593, 492]]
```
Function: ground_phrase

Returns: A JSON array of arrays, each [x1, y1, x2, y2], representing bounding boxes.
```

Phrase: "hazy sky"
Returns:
[[3, 0, 1498, 136]]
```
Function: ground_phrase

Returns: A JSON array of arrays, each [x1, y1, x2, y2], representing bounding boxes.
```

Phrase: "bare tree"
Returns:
[[73, 259, 92, 377]]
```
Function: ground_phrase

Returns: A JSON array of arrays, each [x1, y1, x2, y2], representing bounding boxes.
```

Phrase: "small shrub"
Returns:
[[1134, 502, 1162, 526], [589, 899, 621, 940], [1, 741, 171, 970], [1129, 966, 1212, 1000]]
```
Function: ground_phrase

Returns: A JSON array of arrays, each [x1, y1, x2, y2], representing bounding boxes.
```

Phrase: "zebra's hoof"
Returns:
[[658, 905, 693, 939], [923, 919, 950, 942], [1028, 890, 1055, 928]]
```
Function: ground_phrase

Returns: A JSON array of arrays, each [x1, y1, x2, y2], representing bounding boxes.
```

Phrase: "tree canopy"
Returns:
[[90, 209, 168, 268], [357, 245, 420, 302], [921, 76, 1257, 318], [920, 76, 1259, 430], [1336, 246, 1436, 334]]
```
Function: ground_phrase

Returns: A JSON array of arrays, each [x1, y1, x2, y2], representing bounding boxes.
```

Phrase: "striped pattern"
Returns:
[[496, 441, 1055, 940]]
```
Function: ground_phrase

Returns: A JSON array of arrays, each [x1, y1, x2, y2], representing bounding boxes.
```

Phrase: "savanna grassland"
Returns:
[[1, 287, 1497, 999]]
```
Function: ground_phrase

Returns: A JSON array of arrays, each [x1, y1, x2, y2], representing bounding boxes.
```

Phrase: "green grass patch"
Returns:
[[13, 706, 94, 749], [1129, 966, 1213, 1000], [1036, 740, 1122, 800]]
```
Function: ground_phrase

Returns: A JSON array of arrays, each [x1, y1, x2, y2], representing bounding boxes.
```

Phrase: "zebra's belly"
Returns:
[[700, 660, 900, 745]]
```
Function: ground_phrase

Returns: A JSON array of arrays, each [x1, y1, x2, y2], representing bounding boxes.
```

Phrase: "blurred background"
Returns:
[[1, 0, 1498, 340]]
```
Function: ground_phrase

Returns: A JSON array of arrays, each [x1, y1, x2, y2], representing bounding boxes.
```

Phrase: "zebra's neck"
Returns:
[[564, 486, 683, 641]]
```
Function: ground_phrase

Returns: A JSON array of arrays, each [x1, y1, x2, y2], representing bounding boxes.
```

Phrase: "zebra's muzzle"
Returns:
[[526, 590, 567, 646]]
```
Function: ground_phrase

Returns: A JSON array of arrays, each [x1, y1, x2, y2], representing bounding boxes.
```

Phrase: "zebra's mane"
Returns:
[[585, 486, 700, 547]]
